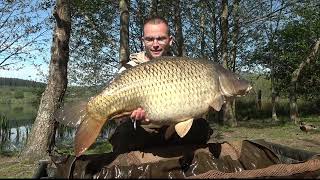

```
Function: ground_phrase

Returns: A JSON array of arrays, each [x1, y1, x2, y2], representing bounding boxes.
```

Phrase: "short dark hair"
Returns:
[[143, 15, 169, 27], [143, 15, 170, 35]]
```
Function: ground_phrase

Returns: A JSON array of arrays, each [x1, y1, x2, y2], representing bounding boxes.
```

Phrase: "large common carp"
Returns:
[[72, 56, 252, 157]]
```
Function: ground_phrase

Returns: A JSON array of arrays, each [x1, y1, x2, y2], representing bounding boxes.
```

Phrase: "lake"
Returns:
[[0, 103, 115, 154]]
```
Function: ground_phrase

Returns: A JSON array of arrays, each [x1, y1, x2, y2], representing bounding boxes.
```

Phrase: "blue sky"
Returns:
[[0, 1, 52, 82], [0, 61, 49, 82]]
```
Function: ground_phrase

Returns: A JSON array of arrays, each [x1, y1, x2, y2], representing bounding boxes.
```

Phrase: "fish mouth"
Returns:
[[247, 85, 253, 93], [245, 85, 254, 95], [236, 85, 253, 97]]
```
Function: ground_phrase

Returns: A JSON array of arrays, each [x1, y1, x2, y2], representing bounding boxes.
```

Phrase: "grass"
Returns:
[[0, 153, 37, 178], [210, 115, 320, 153]]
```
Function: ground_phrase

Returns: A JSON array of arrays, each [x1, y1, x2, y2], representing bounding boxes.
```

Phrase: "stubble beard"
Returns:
[[145, 45, 171, 60]]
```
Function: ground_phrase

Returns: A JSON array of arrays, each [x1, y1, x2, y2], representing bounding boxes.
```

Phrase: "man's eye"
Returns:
[[145, 37, 154, 41], [157, 37, 166, 41]]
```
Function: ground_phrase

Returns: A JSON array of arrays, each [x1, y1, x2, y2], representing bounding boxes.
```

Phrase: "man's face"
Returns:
[[142, 22, 173, 60]]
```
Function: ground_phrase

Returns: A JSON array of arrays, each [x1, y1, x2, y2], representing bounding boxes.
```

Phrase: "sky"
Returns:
[[0, 1, 52, 82], [0, 62, 49, 82]]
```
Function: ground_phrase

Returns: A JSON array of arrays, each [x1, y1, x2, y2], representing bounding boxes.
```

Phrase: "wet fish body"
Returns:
[[74, 57, 252, 157]]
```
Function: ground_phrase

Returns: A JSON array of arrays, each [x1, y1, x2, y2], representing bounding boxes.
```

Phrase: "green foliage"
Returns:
[[273, 7, 320, 97], [249, 2, 320, 100], [85, 141, 113, 155], [0, 78, 45, 88], [236, 95, 320, 120], [14, 91, 24, 99], [68, 0, 119, 86], [56, 141, 113, 156], [0, 86, 43, 105]]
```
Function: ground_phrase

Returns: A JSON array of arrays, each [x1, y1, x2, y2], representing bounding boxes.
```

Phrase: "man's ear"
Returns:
[[141, 37, 146, 48], [169, 35, 174, 46]]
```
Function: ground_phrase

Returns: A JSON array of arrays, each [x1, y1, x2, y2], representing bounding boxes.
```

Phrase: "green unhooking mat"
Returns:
[[37, 139, 320, 179]]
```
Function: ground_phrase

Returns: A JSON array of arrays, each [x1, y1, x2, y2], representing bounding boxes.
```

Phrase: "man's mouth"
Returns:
[[151, 50, 162, 55]]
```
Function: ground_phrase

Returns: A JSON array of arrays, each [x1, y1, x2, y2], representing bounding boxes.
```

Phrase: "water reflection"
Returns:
[[0, 104, 116, 154]]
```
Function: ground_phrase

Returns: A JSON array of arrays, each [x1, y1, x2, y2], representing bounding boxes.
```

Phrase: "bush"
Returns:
[[14, 91, 24, 99]]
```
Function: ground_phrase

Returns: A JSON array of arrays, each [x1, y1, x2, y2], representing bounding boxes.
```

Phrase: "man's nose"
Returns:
[[152, 42, 160, 49], [152, 40, 160, 46]]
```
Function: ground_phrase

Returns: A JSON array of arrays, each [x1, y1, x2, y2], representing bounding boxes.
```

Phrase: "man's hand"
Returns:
[[130, 107, 150, 124]]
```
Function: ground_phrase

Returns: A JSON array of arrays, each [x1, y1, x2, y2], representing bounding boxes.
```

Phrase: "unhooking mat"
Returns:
[[38, 139, 320, 179]]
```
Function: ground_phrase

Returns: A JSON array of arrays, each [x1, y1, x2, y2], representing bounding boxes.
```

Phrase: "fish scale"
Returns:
[[73, 56, 252, 157]]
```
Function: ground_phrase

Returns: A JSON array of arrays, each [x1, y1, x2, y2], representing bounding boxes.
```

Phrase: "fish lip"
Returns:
[[247, 85, 253, 93], [235, 85, 252, 97]]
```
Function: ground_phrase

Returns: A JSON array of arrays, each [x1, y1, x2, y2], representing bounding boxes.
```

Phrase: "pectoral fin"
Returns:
[[175, 118, 194, 138], [209, 95, 225, 111]]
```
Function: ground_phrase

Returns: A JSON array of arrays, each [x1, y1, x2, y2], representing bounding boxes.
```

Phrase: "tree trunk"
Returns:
[[200, 1, 205, 58], [271, 56, 279, 121], [268, 0, 285, 122], [289, 88, 298, 123], [209, 1, 218, 62], [206, 1, 218, 123], [119, 0, 130, 66], [137, 0, 144, 51], [289, 38, 320, 124], [221, 0, 228, 68], [257, 89, 262, 111], [271, 84, 279, 121], [150, 0, 158, 16], [220, 0, 236, 127], [231, 0, 240, 72], [228, 0, 241, 127], [173, 0, 185, 57], [21, 0, 71, 162]]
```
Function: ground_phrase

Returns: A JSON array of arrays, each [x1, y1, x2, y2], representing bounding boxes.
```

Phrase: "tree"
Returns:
[[208, 1, 218, 62], [68, 0, 119, 87], [0, 0, 51, 70], [120, 0, 130, 66], [241, 0, 320, 122], [21, 0, 71, 162], [173, 0, 185, 57], [274, 3, 320, 122], [219, 0, 237, 127], [289, 38, 320, 123]]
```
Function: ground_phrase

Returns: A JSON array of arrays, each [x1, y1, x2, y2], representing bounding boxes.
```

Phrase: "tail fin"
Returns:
[[56, 100, 89, 128], [74, 113, 105, 157]]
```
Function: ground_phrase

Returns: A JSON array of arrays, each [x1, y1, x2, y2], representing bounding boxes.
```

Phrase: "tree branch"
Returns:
[[81, 12, 116, 46], [291, 38, 320, 82]]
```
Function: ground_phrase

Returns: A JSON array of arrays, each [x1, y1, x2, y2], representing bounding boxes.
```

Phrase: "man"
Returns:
[[109, 15, 212, 154], [118, 15, 174, 123]]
